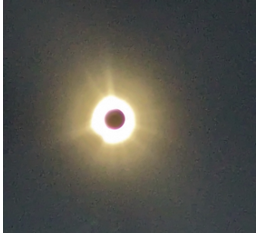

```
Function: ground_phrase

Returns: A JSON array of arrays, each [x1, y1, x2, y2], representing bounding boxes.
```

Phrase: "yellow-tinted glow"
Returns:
[[91, 96, 135, 144]]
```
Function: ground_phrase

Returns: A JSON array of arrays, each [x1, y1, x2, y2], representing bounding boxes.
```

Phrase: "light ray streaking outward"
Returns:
[[91, 96, 135, 144]]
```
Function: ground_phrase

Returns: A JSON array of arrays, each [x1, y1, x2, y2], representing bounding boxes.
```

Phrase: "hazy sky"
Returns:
[[4, 1, 256, 232]]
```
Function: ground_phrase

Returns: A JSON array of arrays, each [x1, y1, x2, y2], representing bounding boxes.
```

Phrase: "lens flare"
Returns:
[[91, 96, 135, 144]]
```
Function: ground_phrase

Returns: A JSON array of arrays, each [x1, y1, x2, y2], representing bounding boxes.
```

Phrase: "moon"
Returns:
[[105, 109, 125, 130], [91, 96, 135, 144]]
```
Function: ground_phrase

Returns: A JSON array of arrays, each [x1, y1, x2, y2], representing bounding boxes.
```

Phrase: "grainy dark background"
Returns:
[[4, 1, 256, 232]]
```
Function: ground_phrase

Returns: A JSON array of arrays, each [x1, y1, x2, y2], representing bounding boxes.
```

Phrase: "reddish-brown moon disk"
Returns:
[[105, 109, 125, 130]]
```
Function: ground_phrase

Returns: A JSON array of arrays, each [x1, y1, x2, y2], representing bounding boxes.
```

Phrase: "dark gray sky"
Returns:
[[4, 1, 256, 232]]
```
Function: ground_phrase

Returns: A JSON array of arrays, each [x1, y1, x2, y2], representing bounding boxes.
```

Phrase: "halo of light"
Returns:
[[91, 96, 135, 144]]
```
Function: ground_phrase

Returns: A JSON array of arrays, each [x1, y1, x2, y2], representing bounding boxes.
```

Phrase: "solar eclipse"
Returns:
[[91, 96, 135, 144]]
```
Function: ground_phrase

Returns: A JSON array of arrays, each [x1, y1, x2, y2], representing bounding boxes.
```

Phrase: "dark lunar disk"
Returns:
[[105, 109, 125, 129]]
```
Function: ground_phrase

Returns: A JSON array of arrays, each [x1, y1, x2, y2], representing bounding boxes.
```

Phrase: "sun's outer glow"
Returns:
[[91, 96, 135, 144]]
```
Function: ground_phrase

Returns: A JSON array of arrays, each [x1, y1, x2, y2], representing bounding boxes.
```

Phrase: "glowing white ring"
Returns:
[[91, 96, 135, 144]]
